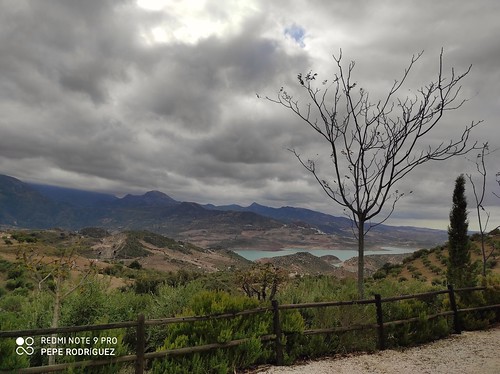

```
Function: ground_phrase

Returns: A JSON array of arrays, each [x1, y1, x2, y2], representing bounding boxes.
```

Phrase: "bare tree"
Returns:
[[467, 143, 498, 276], [495, 172, 500, 200], [267, 50, 481, 297], [237, 263, 286, 301], [19, 246, 96, 365]]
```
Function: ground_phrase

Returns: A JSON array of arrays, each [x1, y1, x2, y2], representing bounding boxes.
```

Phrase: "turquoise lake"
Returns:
[[234, 246, 418, 262]]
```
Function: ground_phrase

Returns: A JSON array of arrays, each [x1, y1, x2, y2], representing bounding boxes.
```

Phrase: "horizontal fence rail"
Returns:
[[1, 285, 499, 373]]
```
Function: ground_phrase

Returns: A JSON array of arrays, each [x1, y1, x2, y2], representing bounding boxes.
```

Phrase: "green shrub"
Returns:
[[373, 271, 386, 280], [128, 260, 142, 269], [382, 295, 450, 347], [0, 259, 12, 272], [102, 263, 122, 276], [61, 279, 108, 327], [5, 279, 22, 291], [487, 259, 498, 268], [151, 290, 276, 373], [0, 335, 29, 370], [7, 267, 24, 279], [118, 236, 150, 258], [408, 249, 429, 260], [388, 265, 403, 277], [134, 275, 164, 295], [457, 285, 497, 330], [0, 295, 33, 370], [11, 232, 37, 243]]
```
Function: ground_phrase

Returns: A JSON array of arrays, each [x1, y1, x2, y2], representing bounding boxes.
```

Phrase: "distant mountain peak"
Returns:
[[143, 190, 176, 200], [0, 174, 447, 250], [119, 190, 177, 206]]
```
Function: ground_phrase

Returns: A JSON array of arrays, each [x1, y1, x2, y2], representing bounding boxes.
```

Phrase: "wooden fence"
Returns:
[[1, 285, 499, 373]]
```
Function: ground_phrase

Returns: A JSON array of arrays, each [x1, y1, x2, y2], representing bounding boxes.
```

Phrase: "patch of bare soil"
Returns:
[[177, 226, 346, 251], [139, 243, 248, 273]]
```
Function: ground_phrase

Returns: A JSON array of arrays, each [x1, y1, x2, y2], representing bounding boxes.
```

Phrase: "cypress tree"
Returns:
[[447, 174, 475, 287]]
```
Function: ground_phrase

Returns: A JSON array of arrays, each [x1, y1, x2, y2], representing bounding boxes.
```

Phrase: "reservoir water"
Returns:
[[234, 246, 419, 262]]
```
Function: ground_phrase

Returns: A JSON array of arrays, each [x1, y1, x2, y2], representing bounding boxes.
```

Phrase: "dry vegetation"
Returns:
[[0, 228, 252, 293], [1, 228, 499, 293]]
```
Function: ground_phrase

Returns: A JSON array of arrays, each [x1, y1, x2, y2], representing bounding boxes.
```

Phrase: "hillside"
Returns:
[[0, 175, 75, 228], [256, 231, 500, 281], [255, 251, 415, 279], [342, 253, 412, 276], [371, 231, 500, 284], [0, 175, 322, 249], [0, 228, 252, 291], [0, 174, 448, 251], [205, 201, 447, 248], [257, 252, 348, 277]]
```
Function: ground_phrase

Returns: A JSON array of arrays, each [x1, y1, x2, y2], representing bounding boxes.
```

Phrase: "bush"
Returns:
[[368, 280, 449, 347], [128, 260, 142, 270], [0, 293, 35, 369], [151, 291, 276, 373], [10, 233, 37, 243], [7, 267, 24, 279], [0, 331, 29, 370], [118, 236, 150, 258], [61, 279, 108, 327], [457, 290, 494, 330], [5, 279, 22, 291], [373, 270, 387, 280], [134, 275, 164, 295]]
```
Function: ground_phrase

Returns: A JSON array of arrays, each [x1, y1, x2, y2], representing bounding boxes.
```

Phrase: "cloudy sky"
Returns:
[[1, 0, 499, 230]]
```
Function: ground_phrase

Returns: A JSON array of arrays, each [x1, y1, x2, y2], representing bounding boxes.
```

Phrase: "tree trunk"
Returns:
[[475, 204, 487, 277], [357, 219, 365, 299], [48, 278, 61, 366], [481, 231, 487, 277]]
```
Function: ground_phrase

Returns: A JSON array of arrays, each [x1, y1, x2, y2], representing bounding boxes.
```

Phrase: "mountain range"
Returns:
[[0, 174, 447, 250]]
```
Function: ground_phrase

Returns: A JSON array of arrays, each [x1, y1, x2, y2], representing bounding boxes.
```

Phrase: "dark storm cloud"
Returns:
[[0, 1, 142, 104], [199, 127, 281, 164], [129, 20, 309, 131], [0, 0, 499, 229]]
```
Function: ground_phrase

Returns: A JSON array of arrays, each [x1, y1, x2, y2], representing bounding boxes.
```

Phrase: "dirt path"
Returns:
[[255, 325, 500, 374]]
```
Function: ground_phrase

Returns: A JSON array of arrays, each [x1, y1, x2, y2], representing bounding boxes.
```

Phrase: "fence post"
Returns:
[[272, 299, 284, 366], [135, 314, 145, 374], [447, 285, 461, 334], [374, 294, 385, 350]]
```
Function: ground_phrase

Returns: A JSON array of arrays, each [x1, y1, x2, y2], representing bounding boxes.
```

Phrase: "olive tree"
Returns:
[[237, 263, 286, 301], [267, 50, 481, 297]]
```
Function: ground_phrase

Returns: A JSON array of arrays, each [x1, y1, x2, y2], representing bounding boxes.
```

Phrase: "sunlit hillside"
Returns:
[[373, 230, 500, 284]]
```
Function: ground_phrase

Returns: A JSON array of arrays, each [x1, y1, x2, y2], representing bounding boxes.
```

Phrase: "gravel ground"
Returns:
[[254, 325, 500, 374]]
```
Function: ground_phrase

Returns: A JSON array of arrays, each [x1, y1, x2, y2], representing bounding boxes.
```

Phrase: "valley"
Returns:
[[1, 173, 498, 287], [0, 174, 447, 252]]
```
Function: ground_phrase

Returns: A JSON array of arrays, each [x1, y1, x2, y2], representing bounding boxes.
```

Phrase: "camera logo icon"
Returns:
[[16, 337, 35, 355]]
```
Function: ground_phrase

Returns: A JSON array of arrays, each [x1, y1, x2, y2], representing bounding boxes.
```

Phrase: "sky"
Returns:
[[1, 0, 499, 231]]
